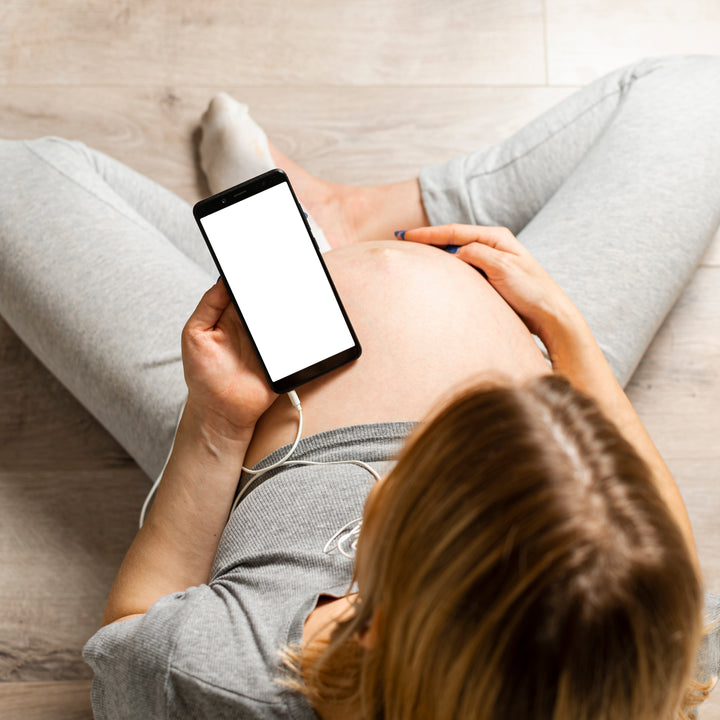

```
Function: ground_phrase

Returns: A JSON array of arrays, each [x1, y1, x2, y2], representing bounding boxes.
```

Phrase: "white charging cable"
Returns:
[[230, 456, 381, 516], [139, 389, 380, 529], [240, 390, 303, 476], [228, 390, 381, 515], [139, 391, 302, 529]]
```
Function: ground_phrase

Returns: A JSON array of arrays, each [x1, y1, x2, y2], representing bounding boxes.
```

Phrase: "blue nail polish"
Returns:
[[444, 244, 460, 254], [394, 230, 406, 240]]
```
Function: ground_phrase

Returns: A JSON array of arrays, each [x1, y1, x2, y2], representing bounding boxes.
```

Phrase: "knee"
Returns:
[[3, 136, 95, 174], [0, 137, 95, 260], [30, 135, 95, 164], [676, 55, 720, 100], [0, 137, 102, 212], [627, 54, 720, 101]]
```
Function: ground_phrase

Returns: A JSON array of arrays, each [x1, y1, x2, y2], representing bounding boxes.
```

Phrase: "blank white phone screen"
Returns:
[[199, 182, 355, 382]]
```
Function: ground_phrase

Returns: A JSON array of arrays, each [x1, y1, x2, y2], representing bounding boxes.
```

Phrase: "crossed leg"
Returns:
[[200, 55, 720, 387], [1, 55, 718, 478]]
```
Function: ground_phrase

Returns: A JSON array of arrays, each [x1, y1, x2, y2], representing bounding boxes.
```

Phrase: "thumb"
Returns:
[[185, 278, 232, 333]]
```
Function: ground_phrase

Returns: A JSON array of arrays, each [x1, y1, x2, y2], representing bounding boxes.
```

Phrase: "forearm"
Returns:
[[544, 305, 699, 569], [102, 402, 250, 625]]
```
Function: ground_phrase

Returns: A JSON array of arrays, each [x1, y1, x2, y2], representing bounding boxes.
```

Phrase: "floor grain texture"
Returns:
[[1, 1, 718, 718]]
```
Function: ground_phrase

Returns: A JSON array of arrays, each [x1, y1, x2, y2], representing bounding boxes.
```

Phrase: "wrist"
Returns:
[[539, 301, 588, 362], [542, 306, 621, 400], [182, 397, 256, 449]]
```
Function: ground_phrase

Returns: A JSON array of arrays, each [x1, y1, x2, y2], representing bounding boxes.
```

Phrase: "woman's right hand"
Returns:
[[181, 279, 278, 442], [402, 224, 580, 344]]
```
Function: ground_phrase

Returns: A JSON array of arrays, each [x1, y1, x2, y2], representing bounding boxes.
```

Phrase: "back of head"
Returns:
[[292, 374, 704, 720]]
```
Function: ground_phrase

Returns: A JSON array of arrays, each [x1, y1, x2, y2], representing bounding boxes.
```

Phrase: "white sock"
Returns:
[[200, 93, 329, 251]]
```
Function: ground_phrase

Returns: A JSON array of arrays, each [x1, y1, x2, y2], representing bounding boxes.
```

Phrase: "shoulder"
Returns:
[[84, 586, 297, 719]]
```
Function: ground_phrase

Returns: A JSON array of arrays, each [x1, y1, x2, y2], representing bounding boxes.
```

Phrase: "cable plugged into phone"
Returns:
[[288, 390, 301, 412]]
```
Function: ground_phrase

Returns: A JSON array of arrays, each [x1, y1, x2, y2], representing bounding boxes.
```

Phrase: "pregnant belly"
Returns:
[[244, 240, 550, 466]]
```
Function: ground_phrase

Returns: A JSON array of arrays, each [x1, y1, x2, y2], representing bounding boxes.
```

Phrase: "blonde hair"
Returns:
[[282, 374, 709, 720]]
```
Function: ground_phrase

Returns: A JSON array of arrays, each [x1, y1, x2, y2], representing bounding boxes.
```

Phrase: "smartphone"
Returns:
[[193, 169, 361, 394]]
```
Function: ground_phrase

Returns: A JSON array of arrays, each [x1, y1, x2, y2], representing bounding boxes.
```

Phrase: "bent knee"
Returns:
[[0, 136, 97, 180], [627, 54, 720, 102]]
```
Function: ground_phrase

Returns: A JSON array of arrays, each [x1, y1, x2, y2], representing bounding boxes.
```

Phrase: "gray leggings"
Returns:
[[1, 55, 719, 479]]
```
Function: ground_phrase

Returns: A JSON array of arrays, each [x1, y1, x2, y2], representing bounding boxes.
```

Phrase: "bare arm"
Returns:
[[542, 302, 698, 564], [102, 280, 277, 626], [102, 403, 251, 625], [404, 224, 699, 569]]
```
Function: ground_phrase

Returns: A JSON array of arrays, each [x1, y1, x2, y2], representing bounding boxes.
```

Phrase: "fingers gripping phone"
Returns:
[[193, 169, 361, 394]]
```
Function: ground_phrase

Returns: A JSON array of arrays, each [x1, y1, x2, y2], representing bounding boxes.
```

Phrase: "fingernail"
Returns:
[[394, 230, 406, 240], [444, 245, 460, 254]]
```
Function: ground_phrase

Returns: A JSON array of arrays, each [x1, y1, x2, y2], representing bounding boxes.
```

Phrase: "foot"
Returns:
[[258, 152, 430, 248], [199, 93, 274, 194], [199, 93, 354, 248], [199, 93, 429, 248], [263, 143, 364, 249]]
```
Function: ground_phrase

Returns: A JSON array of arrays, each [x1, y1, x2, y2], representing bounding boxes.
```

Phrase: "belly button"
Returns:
[[367, 244, 398, 263]]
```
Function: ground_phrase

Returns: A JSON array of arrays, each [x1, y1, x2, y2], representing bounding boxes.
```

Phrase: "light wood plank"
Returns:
[[0, 680, 92, 720], [2, 0, 546, 87], [0, 85, 577, 202], [168, 0, 546, 87], [2, 0, 171, 86], [546, 0, 720, 84], [705, 690, 720, 720], [0, 466, 149, 682], [0, 86, 204, 204], [661, 458, 720, 592]]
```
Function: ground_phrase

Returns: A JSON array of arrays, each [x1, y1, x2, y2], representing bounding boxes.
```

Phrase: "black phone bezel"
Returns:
[[192, 169, 361, 394]]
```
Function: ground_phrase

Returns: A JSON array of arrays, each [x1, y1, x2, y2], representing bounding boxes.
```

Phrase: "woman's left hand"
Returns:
[[401, 224, 579, 345], [181, 279, 278, 441]]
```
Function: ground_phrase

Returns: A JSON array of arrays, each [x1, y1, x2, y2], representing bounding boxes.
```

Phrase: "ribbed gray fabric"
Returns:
[[83, 422, 414, 720]]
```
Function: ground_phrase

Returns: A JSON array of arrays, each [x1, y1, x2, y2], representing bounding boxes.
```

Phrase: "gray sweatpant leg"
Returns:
[[0, 138, 215, 478], [420, 55, 720, 386]]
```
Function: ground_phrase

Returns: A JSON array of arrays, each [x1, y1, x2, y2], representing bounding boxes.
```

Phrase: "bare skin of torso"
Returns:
[[241, 239, 551, 647]]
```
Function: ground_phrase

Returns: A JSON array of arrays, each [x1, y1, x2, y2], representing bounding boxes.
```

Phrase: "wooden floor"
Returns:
[[1, 1, 719, 718]]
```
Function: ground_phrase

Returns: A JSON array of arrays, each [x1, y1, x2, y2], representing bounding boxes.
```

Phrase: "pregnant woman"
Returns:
[[0, 55, 718, 719]]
